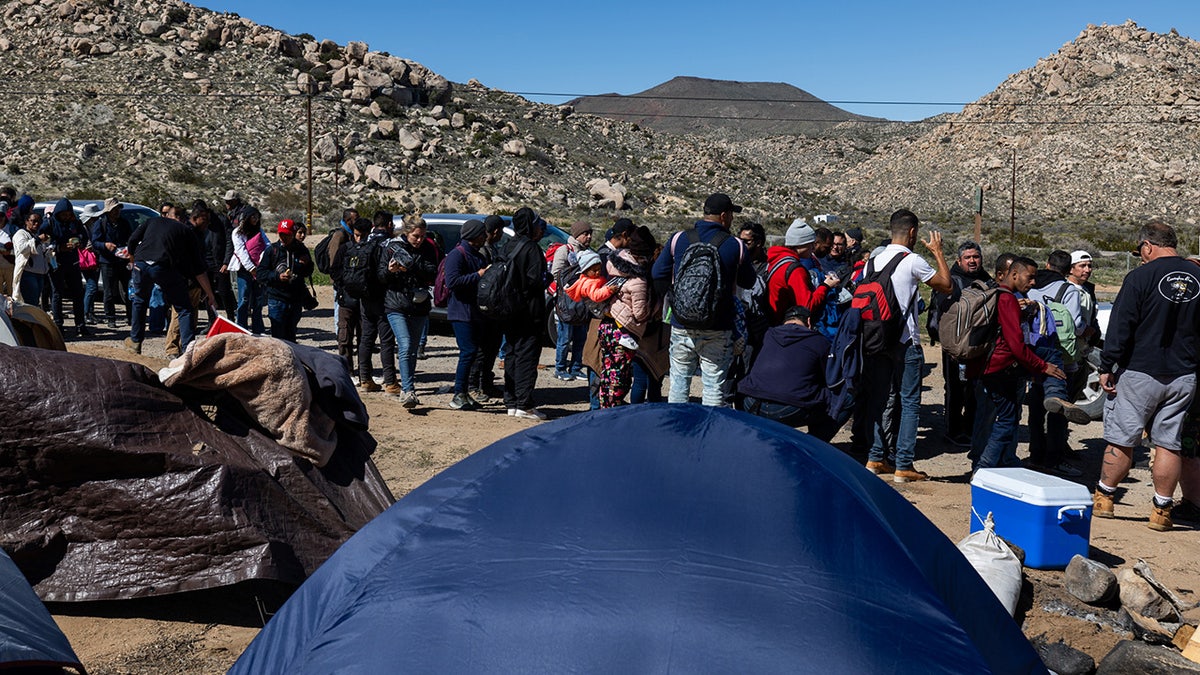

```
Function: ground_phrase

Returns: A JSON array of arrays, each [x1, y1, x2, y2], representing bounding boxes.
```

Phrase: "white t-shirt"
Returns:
[[870, 244, 935, 344]]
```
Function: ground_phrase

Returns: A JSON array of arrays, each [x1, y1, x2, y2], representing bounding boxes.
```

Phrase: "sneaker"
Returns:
[[507, 408, 517, 416], [360, 380, 382, 393], [570, 371, 587, 382], [402, 391, 419, 409], [893, 468, 929, 483], [123, 337, 142, 354], [469, 389, 490, 404], [1149, 502, 1174, 531], [511, 408, 547, 421], [384, 382, 403, 395], [865, 461, 896, 475], [1093, 489, 1115, 518], [1049, 462, 1084, 478], [85, 313, 97, 325], [618, 335, 640, 351], [1043, 397, 1092, 425], [1170, 499, 1200, 525], [450, 393, 477, 410], [554, 372, 573, 382]]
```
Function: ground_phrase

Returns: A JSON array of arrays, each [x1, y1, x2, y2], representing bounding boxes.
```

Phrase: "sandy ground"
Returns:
[[46, 284, 1199, 673]]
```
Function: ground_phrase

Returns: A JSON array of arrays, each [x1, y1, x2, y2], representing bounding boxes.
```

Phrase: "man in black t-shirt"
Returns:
[[126, 216, 217, 355], [1094, 220, 1200, 531]]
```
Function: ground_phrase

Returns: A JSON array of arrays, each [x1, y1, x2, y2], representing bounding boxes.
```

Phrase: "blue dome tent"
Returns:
[[0, 549, 81, 672], [233, 405, 1045, 674]]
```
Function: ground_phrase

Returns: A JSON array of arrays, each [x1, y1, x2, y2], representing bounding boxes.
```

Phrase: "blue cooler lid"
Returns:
[[971, 468, 1091, 507]]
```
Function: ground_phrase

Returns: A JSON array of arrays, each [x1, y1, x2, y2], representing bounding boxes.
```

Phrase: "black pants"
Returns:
[[359, 299, 396, 385], [48, 263, 84, 327], [337, 300, 361, 373], [216, 267, 237, 320], [100, 263, 131, 324], [502, 319, 541, 410], [471, 319, 503, 393], [942, 350, 976, 438]]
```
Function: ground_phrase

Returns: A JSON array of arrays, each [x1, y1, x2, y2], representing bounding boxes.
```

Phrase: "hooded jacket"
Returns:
[[39, 198, 90, 270], [764, 245, 829, 325], [91, 212, 132, 266], [504, 207, 549, 321], [737, 322, 832, 410], [605, 249, 656, 339], [379, 237, 438, 316], [1028, 268, 1085, 333]]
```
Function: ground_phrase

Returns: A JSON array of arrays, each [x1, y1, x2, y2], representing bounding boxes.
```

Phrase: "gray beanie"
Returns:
[[784, 218, 816, 246], [460, 218, 486, 241], [576, 249, 602, 272]]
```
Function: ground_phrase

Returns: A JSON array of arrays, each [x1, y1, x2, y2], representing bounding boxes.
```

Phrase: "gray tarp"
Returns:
[[0, 344, 394, 602]]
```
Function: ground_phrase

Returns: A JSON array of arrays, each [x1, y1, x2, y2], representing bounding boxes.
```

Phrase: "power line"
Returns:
[[510, 91, 1198, 108]]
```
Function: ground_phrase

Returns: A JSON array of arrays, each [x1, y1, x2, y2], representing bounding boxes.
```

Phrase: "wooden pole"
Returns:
[[1010, 149, 1016, 236], [306, 95, 313, 229]]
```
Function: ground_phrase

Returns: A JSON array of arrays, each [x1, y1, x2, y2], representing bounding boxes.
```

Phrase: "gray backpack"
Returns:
[[670, 229, 729, 329]]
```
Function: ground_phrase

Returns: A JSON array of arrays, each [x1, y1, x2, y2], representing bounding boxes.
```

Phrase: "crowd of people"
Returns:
[[3, 186, 1197, 532]]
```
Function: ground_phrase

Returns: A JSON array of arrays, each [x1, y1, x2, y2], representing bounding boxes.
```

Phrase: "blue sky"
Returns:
[[199, 1, 1200, 121]]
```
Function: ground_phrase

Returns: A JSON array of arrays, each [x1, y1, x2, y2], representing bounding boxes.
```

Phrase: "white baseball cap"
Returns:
[[1070, 250, 1092, 265]]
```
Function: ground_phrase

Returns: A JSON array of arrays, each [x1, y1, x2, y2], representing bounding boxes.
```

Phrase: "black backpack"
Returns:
[[313, 230, 340, 275], [554, 253, 592, 325], [339, 237, 379, 300], [477, 258, 517, 319], [670, 229, 730, 329]]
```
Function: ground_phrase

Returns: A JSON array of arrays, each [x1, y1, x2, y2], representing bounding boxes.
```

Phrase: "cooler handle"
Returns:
[[1057, 504, 1090, 521]]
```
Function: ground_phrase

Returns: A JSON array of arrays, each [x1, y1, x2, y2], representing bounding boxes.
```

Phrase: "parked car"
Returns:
[[393, 213, 569, 342], [33, 200, 160, 230]]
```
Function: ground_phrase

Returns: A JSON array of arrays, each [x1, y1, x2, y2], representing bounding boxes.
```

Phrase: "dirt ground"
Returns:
[[47, 284, 1199, 673]]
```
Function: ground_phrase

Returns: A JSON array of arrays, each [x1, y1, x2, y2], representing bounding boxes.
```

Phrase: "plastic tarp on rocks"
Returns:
[[232, 405, 1046, 674], [0, 549, 81, 671], [0, 344, 394, 602]]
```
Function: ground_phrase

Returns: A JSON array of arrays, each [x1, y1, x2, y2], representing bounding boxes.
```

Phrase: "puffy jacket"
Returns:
[[606, 249, 655, 339], [39, 198, 90, 268], [379, 237, 438, 316], [258, 240, 314, 303], [765, 245, 830, 325], [444, 241, 487, 323]]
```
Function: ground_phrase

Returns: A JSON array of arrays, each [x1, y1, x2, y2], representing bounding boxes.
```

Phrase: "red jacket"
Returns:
[[976, 287, 1047, 377], [765, 246, 829, 325]]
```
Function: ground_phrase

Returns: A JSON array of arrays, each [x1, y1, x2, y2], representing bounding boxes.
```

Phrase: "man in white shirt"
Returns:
[[855, 209, 952, 482]]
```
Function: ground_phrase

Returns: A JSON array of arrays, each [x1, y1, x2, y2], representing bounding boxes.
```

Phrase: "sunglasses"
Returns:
[[1132, 241, 1148, 255]]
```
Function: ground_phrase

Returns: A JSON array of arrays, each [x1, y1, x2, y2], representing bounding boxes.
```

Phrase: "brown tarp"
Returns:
[[0, 344, 394, 602]]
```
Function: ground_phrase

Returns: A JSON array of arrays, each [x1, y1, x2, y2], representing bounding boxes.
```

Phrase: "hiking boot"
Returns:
[[893, 468, 930, 483], [1170, 498, 1200, 525], [360, 380, 382, 393], [1093, 489, 1115, 518], [1148, 502, 1174, 532], [450, 393, 479, 411], [1043, 397, 1092, 425], [384, 382, 403, 395], [469, 389, 490, 404], [402, 391, 419, 409], [865, 461, 896, 475], [511, 408, 547, 421], [124, 337, 142, 355]]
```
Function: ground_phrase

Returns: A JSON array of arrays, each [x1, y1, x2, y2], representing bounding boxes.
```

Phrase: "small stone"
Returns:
[[1034, 640, 1095, 675], [1096, 640, 1200, 674], [1117, 568, 1176, 621], [1064, 555, 1118, 604]]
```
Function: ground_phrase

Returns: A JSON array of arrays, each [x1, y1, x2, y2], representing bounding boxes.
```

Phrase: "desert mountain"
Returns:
[[569, 76, 878, 138], [0, 3, 1196, 234]]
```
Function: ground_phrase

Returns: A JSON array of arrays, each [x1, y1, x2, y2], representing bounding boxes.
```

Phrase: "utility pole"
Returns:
[[1010, 149, 1016, 236], [306, 94, 314, 229], [974, 186, 983, 245]]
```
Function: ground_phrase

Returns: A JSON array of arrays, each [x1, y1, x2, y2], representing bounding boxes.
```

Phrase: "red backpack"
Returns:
[[544, 243, 565, 293], [850, 252, 910, 356]]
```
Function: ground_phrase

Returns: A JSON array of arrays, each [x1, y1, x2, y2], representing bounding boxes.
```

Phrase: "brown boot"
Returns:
[[1092, 489, 1115, 518], [1148, 502, 1174, 532], [865, 461, 895, 475], [359, 380, 381, 393], [893, 468, 929, 483]]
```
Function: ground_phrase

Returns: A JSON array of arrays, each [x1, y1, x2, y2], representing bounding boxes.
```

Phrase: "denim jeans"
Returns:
[[18, 273, 44, 307], [971, 371, 1027, 470], [862, 341, 924, 470], [267, 298, 303, 342], [742, 395, 840, 442], [1028, 341, 1069, 467], [554, 319, 587, 376], [131, 262, 194, 348], [630, 358, 663, 404], [451, 320, 480, 395], [387, 312, 428, 393], [668, 327, 733, 407], [235, 270, 264, 333], [82, 269, 99, 318]]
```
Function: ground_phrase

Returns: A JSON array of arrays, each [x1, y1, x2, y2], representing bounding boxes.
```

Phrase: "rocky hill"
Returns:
[[827, 20, 1200, 230], [0, 4, 1197, 238], [569, 76, 877, 138]]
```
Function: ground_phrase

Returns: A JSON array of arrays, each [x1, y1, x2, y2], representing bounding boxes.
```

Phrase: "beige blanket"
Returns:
[[159, 333, 337, 466]]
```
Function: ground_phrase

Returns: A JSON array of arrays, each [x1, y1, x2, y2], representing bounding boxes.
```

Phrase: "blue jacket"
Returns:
[[444, 241, 487, 323], [825, 307, 863, 423], [651, 220, 757, 331], [738, 323, 831, 410], [39, 198, 90, 269], [91, 213, 132, 266]]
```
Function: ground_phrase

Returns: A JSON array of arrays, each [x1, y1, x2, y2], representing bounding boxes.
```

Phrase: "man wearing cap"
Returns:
[[1067, 250, 1099, 352], [550, 220, 594, 381], [126, 215, 217, 355], [1094, 220, 1200, 531], [259, 219, 314, 342], [765, 218, 840, 325], [651, 193, 757, 406], [91, 197, 132, 329]]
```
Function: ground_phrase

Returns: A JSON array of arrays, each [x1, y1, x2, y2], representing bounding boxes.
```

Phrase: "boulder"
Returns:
[[138, 20, 164, 37], [91, 41, 116, 56], [396, 129, 423, 152], [357, 68, 393, 92], [376, 119, 397, 138], [1118, 568, 1177, 621], [586, 178, 628, 210], [451, 112, 465, 129], [345, 41, 368, 62], [1096, 640, 1200, 674], [297, 73, 318, 95], [342, 131, 362, 150], [1064, 555, 1118, 604], [364, 164, 401, 189], [340, 158, 361, 182], [502, 139, 527, 157], [314, 133, 341, 163], [1034, 640, 1095, 675], [331, 66, 352, 89]]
